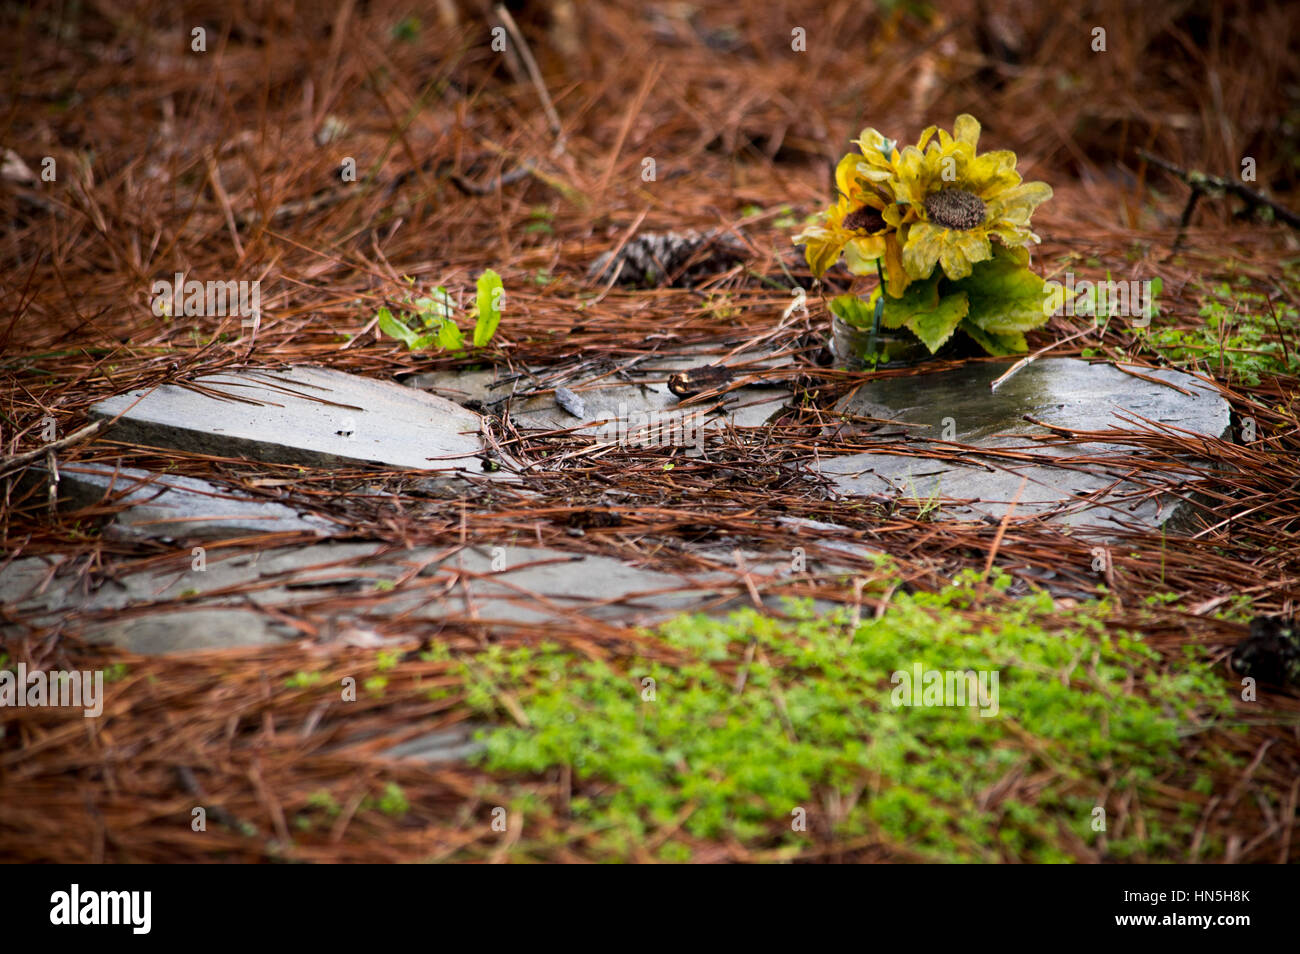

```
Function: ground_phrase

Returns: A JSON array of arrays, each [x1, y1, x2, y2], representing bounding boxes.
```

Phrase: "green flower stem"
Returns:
[[869, 259, 886, 364]]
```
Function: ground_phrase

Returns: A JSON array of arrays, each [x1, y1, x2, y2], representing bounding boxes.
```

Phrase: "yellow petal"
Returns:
[[893, 147, 929, 205], [953, 114, 981, 150], [855, 128, 896, 167], [901, 222, 945, 280], [797, 227, 846, 277], [965, 150, 1021, 195], [857, 165, 893, 183], [987, 224, 1032, 247], [937, 230, 992, 280], [986, 181, 1053, 225], [884, 234, 910, 297], [844, 235, 888, 274], [834, 154, 864, 199]]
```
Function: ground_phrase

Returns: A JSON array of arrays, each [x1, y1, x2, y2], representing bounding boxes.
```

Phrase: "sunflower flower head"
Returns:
[[795, 145, 912, 294], [797, 156, 887, 271], [893, 114, 1052, 282]]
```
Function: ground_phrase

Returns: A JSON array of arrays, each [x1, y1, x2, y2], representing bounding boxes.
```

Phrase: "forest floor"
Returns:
[[2, 0, 1298, 862]]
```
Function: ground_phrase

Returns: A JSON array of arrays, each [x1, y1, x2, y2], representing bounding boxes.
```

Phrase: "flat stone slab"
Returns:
[[89, 365, 502, 475], [819, 359, 1230, 532], [1, 538, 854, 652], [51, 463, 334, 539], [399, 366, 505, 407], [83, 608, 296, 654], [403, 350, 791, 446], [1, 543, 729, 648], [361, 545, 727, 626], [509, 381, 789, 443]]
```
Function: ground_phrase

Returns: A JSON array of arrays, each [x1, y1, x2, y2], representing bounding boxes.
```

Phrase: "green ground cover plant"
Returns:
[[464, 573, 1241, 862]]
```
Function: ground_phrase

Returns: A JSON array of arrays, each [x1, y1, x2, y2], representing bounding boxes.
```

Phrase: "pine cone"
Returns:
[[587, 229, 746, 288]]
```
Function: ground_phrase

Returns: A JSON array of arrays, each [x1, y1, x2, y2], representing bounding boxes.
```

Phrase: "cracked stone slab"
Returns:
[[49, 463, 334, 540], [402, 349, 792, 442], [2, 543, 730, 643], [819, 358, 1230, 533], [89, 365, 504, 476], [510, 383, 790, 441], [4, 535, 894, 654], [384, 545, 726, 625], [0, 542, 392, 623]]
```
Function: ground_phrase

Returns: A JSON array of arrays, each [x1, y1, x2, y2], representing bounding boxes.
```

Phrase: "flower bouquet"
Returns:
[[795, 115, 1054, 367]]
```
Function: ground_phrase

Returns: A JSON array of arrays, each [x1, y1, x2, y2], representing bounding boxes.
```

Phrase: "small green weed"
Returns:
[[1141, 281, 1299, 385], [375, 270, 504, 352]]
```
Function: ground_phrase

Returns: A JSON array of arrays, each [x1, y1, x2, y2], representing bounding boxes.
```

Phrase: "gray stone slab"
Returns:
[[0, 543, 392, 622], [402, 349, 792, 445], [820, 359, 1230, 532], [2, 542, 731, 643], [89, 365, 502, 475], [52, 463, 334, 539], [3, 532, 929, 654], [0, 556, 63, 610], [510, 381, 789, 441], [380, 545, 726, 625], [81, 608, 296, 654], [398, 367, 504, 406]]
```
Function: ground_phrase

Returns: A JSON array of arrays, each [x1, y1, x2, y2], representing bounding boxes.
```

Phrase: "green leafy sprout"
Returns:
[[375, 269, 504, 353]]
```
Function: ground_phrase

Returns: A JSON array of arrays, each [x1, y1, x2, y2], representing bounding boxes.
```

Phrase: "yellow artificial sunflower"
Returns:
[[891, 114, 1052, 282], [795, 151, 911, 295]]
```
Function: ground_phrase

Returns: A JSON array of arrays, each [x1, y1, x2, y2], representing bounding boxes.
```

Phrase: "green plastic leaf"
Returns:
[[828, 294, 877, 329], [474, 269, 504, 348], [959, 319, 1027, 356], [994, 243, 1031, 267], [876, 275, 944, 330], [956, 256, 1050, 335], [377, 306, 420, 348], [904, 291, 969, 353]]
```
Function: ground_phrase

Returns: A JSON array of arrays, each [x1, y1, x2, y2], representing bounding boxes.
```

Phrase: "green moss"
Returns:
[[465, 578, 1239, 861], [305, 790, 341, 817], [285, 671, 324, 690], [374, 783, 409, 818]]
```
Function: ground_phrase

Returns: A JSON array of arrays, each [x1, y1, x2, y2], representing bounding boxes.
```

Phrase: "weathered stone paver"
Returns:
[[9, 353, 1231, 664], [404, 351, 792, 443], [818, 358, 1230, 532], [83, 608, 296, 654], [89, 365, 503, 475], [52, 463, 334, 539], [1, 539, 860, 654]]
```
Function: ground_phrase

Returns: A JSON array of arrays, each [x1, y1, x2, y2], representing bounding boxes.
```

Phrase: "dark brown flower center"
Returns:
[[842, 204, 886, 234], [924, 188, 986, 230]]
